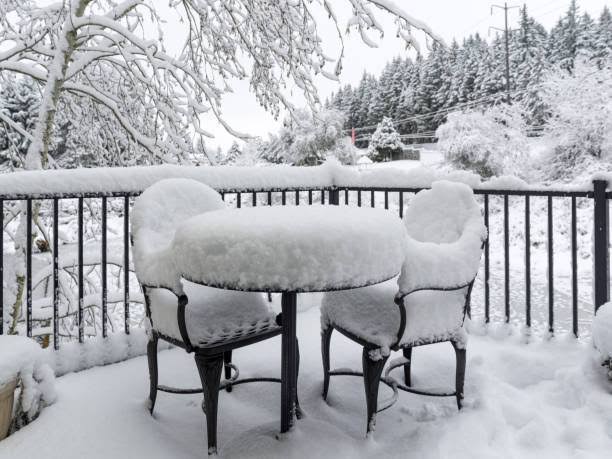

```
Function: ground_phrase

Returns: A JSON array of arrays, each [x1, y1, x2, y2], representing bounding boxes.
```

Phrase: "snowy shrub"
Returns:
[[436, 104, 530, 178], [259, 108, 356, 166], [538, 60, 612, 181], [367, 117, 403, 162], [0, 336, 56, 435], [593, 302, 612, 378]]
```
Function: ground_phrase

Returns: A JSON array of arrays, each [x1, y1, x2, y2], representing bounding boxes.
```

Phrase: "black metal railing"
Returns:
[[0, 180, 609, 348]]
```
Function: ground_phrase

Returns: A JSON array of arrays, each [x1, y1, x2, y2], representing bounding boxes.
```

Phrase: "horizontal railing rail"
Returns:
[[0, 174, 609, 349]]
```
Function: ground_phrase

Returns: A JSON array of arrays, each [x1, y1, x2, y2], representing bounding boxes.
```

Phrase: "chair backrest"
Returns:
[[132, 178, 225, 250], [131, 178, 225, 290], [403, 180, 481, 244]]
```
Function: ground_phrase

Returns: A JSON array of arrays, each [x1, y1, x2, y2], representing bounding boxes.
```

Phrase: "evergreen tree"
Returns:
[[510, 6, 548, 124], [416, 42, 448, 129], [475, 36, 506, 104], [394, 58, 420, 135], [548, 0, 579, 72], [594, 6, 612, 66], [576, 12, 597, 58], [368, 62, 393, 125], [368, 117, 403, 162], [225, 141, 242, 164]]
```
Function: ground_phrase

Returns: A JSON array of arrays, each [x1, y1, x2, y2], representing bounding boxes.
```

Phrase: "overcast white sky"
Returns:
[[203, 0, 610, 151]]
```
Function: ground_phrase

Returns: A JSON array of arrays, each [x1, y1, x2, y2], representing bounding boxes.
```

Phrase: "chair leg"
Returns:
[[452, 341, 466, 410], [194, 353, 224, 456], [362, 348, 389, 436], [402, 347, 412, 387], [146, 335, 158, 415], [223, 351, 233, 393], [321, 327, 333, 400]]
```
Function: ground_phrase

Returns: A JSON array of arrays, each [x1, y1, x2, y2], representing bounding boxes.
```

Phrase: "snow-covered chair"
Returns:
[[132, 178, 284, 455], [321, 180, 486, 435]]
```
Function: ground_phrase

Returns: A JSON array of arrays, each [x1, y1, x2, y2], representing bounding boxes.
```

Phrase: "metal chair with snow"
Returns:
[[320, 180, 487, 435], [132, 178, 293, 455]]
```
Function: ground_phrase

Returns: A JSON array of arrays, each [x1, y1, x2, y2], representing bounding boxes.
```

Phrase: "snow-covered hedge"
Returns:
[[593, 302, 612, 378], [538, 60, 612, 181], [0, 336, 56, 434], [436, 105, 529, 178]]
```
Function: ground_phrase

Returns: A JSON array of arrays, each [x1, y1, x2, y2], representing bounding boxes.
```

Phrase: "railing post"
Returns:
[[593, 179, 609, 313], [329, 187, 339, 206]]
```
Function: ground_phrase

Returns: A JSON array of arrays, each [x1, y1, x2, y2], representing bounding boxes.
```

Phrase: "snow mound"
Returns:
[[593, 302, 612, 361], [131, 178, 225, 293], [172, 205, 407, 292], [0, 336, 56, 426], [399, 180, 487, 294]]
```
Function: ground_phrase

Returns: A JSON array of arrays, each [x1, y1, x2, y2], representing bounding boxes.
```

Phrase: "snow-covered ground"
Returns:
[[2, 300, 611, 459]]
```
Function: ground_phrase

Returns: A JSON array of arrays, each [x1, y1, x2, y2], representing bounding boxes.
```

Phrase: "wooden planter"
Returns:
[[0, 379, 17, 441]]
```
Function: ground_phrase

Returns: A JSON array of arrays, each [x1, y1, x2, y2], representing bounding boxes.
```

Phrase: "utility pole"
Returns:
[[491, 3, 519, 104]]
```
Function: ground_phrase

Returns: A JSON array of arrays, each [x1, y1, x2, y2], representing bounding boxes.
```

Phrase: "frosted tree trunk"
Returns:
[[24, 0, 92, 170], [10, 1, 93, 336]]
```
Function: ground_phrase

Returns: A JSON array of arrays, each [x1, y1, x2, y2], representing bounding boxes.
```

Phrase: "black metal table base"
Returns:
[[280, 292, 298, 433]]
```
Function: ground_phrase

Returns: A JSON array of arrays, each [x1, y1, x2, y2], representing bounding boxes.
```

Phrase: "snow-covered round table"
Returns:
[[171, 205, 408, 433]]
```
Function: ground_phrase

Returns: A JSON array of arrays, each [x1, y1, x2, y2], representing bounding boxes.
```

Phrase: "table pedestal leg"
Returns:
[[280, 292, 297, 433]]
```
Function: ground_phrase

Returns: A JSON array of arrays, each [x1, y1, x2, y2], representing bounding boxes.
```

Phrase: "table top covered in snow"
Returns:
[[172, 205, 407, 292]]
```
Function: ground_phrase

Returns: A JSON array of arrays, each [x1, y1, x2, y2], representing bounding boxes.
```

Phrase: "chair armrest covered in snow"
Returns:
[[397, 221, 486, 296]]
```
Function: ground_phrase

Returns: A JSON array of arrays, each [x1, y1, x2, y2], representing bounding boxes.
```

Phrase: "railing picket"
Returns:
[[101, 197, 108, 338], [308, 190, 312, 205], [399, 192, 404, 218], [593, 180, 609, 312], [525, 195, 531, 329], [384, 191, 389, 210], [295, 190, 299, 206], [321, 189, 325, 205], [547, 195, 554, 334], [344, 189, 348, 205], [124, 196, 130, 335], [252, 192, 257, 207], [53, 198, 59, 349], [26, 199, 32, 338], [571, 196, 578, 338], [504, 195, 510, 323], [237, 192, 242, 208], [268, 191, 272, 206], [78, 197, 84, 343], [484, 194, 490, 323], [0, 199, 3, 335], [281, 191, 286, 206], [357, 190, 361, 207]]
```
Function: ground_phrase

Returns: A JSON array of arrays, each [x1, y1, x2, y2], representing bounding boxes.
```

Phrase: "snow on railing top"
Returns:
[[0, 163, 337, 198], [0, 159, 604, 198]]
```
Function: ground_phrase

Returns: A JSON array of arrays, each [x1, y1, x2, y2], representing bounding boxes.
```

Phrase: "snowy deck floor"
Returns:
[[2, 304, 612, 459]]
